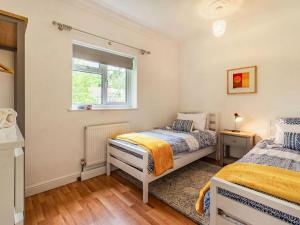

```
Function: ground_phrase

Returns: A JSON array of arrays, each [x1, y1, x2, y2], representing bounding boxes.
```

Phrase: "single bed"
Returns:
[[207, 139, 300, 225], [106, 113, 218, 203]]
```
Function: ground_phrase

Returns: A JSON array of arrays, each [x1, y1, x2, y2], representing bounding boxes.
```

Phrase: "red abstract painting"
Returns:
[[233, 72, 249, 88]]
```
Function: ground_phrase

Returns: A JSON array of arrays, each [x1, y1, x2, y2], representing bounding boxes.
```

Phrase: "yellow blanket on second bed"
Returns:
[[116, 133, 174, 176], [196, 162, 300, 214]]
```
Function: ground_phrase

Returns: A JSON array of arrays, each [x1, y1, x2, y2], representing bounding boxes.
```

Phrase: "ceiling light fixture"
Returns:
[[212, 19, 226, 37], [212, 5, 226, 37], [199, 0, 242, 37]]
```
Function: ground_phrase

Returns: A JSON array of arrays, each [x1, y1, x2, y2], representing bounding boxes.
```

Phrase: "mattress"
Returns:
[[203, 139, 300, 224], [110, 128, 217, 173]]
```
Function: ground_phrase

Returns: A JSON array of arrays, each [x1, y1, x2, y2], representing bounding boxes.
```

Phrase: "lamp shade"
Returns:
[[212, 19, 226, 37], [234, 113, 243, 122]]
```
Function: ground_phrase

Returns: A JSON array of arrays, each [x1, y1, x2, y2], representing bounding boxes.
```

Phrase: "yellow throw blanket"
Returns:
[[115, 133, 174, 176], [196, 162, 300, 214]]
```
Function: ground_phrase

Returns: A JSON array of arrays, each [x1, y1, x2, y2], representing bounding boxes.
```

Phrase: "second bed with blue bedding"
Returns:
[[203, 139, 300, 224]]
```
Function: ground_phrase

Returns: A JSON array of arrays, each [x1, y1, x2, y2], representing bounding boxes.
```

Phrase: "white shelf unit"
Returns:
[[0, 125, 25, 225]]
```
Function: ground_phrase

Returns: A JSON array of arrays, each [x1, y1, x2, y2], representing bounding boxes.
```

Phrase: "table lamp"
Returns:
[[233, 113, 243, 132]]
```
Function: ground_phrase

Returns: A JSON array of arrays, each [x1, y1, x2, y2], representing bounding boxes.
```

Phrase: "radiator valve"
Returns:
[[80, 159, 86, 172]]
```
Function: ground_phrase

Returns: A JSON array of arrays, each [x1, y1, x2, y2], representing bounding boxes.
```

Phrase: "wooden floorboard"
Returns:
[[25, 172, 197, 225]]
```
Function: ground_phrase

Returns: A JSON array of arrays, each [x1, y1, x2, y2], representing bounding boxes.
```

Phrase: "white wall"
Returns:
[[1, 0, 179, 194], [180, 2, 300, 140], [0, 50, 14, 108], [4, 0, 299, 195]]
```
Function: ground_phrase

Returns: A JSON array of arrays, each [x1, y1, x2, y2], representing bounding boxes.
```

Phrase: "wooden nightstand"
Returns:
[[219, 130, 255, 166]]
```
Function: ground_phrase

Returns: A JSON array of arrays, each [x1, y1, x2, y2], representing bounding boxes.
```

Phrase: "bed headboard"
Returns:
[[207, 113, 219, 132], [178, 112, 219, 132]]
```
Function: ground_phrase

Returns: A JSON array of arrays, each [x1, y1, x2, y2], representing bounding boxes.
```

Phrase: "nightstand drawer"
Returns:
[[223, 135, 246, 148]]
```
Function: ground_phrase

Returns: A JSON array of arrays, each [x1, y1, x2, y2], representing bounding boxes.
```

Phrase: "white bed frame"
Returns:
[[210, 173, 300, 225], [210, 120, 300, 224], [106, 113, 218, 203]]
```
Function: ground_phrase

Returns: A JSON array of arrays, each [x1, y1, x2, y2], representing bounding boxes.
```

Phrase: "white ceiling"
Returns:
[[87, 0, 298, 40]]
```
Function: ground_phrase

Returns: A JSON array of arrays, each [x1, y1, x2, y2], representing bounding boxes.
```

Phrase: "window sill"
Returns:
[[68, 107, 138, 112]]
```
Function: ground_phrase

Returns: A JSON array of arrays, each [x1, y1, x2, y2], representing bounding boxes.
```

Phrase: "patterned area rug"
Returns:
[[116, 160, 221, 225]]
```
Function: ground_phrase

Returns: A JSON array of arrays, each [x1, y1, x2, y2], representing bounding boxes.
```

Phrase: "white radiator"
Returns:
[[84, 123, 130, 168]]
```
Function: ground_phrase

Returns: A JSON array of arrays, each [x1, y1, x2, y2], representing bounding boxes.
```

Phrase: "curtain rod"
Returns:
[[52, 21, 151, 55]]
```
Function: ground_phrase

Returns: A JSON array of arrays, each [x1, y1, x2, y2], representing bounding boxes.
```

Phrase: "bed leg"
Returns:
[[210, 180, 217, 225], [106, 143, 111, 176], [142, 152, 149, 203], [143, 181, 148, 203]]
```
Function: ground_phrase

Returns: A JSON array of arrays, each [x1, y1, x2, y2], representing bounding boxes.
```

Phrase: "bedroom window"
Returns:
[[72, 43, 136, 110]]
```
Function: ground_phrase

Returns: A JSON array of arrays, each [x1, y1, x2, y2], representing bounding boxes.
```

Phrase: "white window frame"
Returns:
[[72, 59, 133, 109], [102, 65, 132, 106]]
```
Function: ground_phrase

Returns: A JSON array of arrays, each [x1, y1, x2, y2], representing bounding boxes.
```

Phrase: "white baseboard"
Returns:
[[25, 172, 80, 197], [80, 166, 106, 181], [25, 165, 117, 197]]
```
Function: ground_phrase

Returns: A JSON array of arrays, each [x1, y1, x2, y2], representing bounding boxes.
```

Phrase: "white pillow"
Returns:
[[177, 112, 207, 131], [274, 118, 300, 144]]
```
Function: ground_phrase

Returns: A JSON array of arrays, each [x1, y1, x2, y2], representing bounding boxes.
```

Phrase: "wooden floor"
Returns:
[[25, 172, 197, 225]]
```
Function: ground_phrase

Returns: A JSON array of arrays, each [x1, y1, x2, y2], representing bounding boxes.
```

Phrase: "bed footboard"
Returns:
[[106, 139, 149, 203], [107, 139, 216, 204], [210, 178, 300, 225]]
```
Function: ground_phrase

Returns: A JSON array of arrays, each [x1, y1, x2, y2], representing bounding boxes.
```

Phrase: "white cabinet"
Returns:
[[0, 126, 24, 225]]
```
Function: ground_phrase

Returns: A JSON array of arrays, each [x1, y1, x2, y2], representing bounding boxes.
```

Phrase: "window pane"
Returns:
[[72, 71, 102, 105], [107, 65, 127, 103]]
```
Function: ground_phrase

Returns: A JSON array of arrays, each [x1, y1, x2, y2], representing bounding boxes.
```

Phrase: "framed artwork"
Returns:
[[227, 66, 257, 94]]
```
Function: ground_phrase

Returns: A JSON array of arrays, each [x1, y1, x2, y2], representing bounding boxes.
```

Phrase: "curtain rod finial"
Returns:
[[52, 20, 72, 31], [141, 49, 151, 55]]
